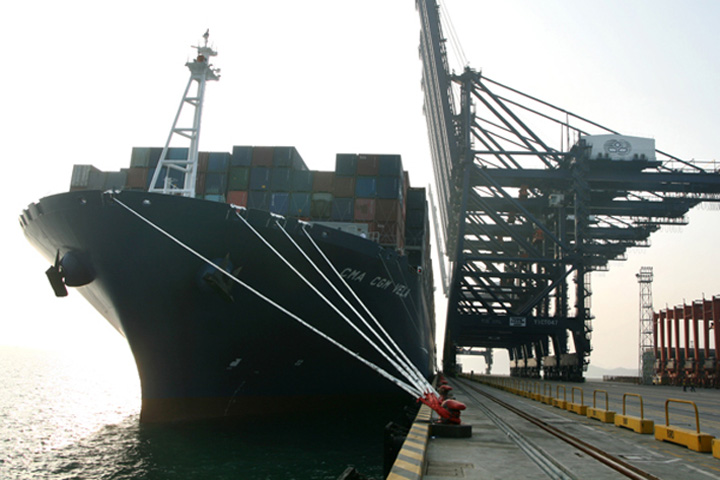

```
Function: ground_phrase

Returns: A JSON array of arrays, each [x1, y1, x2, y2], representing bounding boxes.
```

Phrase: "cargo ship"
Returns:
[[19, 34, 436, 422]]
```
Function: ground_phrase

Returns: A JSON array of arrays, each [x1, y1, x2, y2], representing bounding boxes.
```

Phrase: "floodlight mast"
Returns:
[[149, 30, 220, 197]]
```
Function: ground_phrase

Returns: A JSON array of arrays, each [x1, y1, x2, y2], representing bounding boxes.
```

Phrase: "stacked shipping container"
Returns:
[[70, 147, 424, 254]]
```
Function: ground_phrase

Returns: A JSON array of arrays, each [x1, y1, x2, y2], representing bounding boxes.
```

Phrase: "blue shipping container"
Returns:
[[331, 197, 354, 221], [204, 172, 228, 194], [147, 166, 185, 190], [248, 191, 270, 210], [378, 154, 403, 177], [335, 154, 357, 176], [270, 192, 290, 215], [355, 176, 377, 198], [231, 146, 253, 166], [271, 168, 293, 192], [289, 193, 311, 217], [291, 170, 314, 192], [207, 152, 231, 172], [167, 147, 189, 160], [377, 177, 401, 199], [249, 167, 271, 191]]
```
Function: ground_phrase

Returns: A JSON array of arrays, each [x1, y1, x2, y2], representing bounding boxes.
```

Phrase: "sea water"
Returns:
[[0, 346, 387, 479]]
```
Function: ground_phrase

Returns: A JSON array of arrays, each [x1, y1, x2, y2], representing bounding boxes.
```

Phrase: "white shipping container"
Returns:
[[583, 134, 656, 161]]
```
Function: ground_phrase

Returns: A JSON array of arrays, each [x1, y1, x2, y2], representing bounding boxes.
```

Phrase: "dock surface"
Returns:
[[391, 376, 720, 479]]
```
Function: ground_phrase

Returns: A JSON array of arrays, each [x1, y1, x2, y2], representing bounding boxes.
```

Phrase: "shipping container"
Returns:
[[130, 147, 162, 168], [167, 147, 189, 160], [204, 172, 227, 194], [289, 192, 311, 217], [249, 167, 271, 191], [375, 198, 403, 222], [231, 146, 253, 166], [377, 176, 401, 199], [356, 155, 379, 175], [333, 176, 355, 197], [248, 191, 270, 210], [311, 192, 333, 219], [195, 172, 206, 195], [405, 227, 425, 247], [228, 167, 250, 191], [147, 166, 185, 190], [335, 154, 357, 176], [198, 151, 210, 172], [207, 152, 231, 172], [70, 165, 99, 188], [227, 190, 248, 207], [271, 168, 293, 192], [406, 188, 426, 210], [104, 170, 128, 190], [270, 192, 290, 215], [312, 171, 335, 193], [373, 221, 404, 247], [203, 194, 226, 203], [87, 169, 108, 190], [354, 198, 376, 221], [273, 146, 308, 170], [331, 197, 354, 221], [355, 176, 377, 198], [125, 167, 148, 190], [378, 154, 403, 177], [406, 209, 425, 229], [291, 170, 314, 192], [130, 147, 151, 168], [252, 146, 274, 167]]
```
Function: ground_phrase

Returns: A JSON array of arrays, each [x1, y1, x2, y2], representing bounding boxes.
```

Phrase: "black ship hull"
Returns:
[[21, 190, 435, 422]]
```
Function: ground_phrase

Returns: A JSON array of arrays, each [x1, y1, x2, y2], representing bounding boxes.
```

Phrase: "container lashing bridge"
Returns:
[[416, 0, 720, 381]]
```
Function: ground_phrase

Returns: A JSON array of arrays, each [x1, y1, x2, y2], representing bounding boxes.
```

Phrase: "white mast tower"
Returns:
[[149, 30, 220, 198]]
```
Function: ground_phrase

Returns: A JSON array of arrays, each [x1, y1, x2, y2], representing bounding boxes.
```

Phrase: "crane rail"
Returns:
[[453, 377, 662, 480]]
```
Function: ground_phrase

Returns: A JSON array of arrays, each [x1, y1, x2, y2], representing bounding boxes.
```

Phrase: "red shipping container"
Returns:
[[375, 198, 403, 222], [251, 146, 274, 167], [333, 176, 355, 197], [227, 190, 248, 207], [354, 198, 376, 221], [312, 171, 335, 192], [356, 154, 379, 175], [195, 172, 206, 195], [198, 151, 210, 172], [125, 167, 148, 189]]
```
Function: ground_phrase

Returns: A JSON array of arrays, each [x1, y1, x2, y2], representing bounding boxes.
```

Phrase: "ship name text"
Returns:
[[340, 268, 410, 298]]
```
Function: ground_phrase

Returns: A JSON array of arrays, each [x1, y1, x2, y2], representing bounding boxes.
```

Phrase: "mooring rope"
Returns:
[[112, 196, 423, 398], [273, 220, 432, 396], [232, 210, 428, 396], [300, 225, 436, 395]]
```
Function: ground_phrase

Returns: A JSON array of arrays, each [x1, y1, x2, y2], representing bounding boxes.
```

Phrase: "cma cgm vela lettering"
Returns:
[[19, 34, 436, 422]]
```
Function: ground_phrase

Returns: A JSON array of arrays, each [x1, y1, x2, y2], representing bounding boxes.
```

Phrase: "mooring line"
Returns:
[[231, 209, 426, 397], [300, 224, 435, 395], [275, 220, 431, 396], [112, 196, 421, 398]]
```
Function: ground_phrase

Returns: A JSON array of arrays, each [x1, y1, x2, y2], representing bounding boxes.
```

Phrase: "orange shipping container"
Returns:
[[227, 190, 248, 207]]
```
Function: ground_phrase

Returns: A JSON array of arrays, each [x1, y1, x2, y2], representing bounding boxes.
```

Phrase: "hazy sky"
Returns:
[[2, 1, 719, 376]]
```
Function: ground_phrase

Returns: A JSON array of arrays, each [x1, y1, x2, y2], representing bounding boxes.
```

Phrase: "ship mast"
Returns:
[[149, 30, 220, 197]]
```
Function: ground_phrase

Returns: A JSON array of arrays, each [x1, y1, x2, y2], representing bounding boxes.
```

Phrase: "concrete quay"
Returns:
[[386, 376, 720, 479]]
